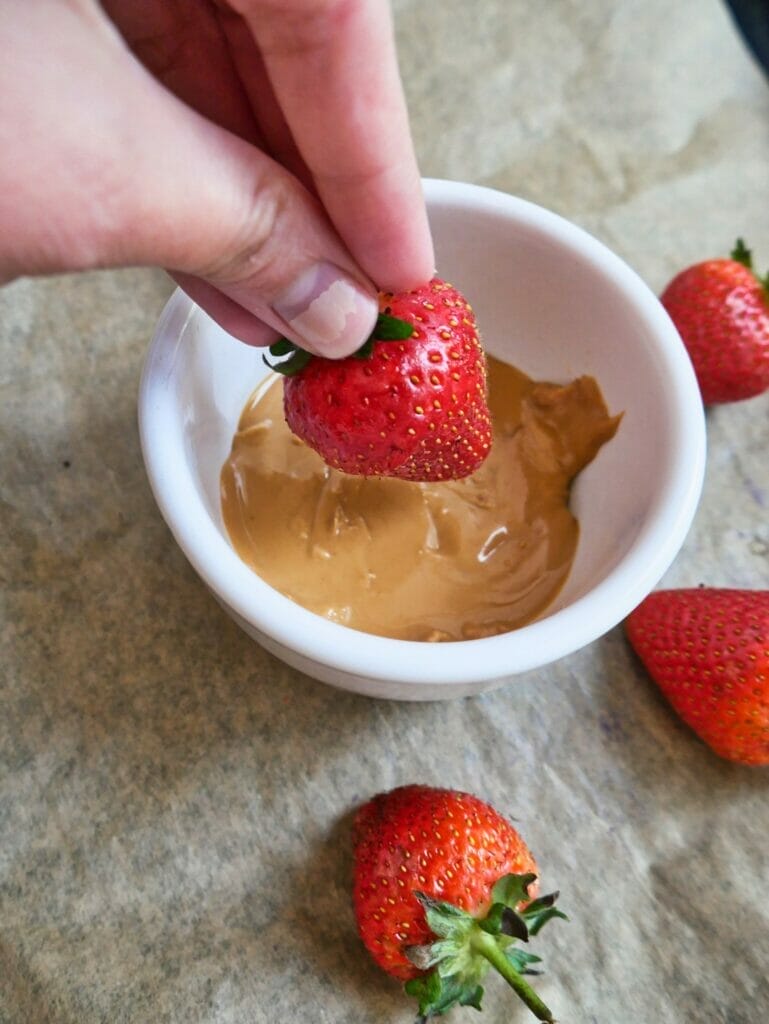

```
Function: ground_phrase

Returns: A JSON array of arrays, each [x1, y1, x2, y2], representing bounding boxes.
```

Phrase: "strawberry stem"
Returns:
[[471, 930, 555, 1022]]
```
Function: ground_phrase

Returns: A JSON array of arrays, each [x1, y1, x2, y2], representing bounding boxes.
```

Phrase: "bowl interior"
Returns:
[[141, 180, 705, 687], [168, 191, 693, 617]]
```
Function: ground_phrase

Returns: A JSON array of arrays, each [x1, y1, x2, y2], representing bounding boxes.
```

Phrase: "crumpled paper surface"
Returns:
[[2, 1, 769, 1022]]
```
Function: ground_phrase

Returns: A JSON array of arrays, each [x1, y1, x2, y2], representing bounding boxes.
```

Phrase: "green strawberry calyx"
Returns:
[[403, 872, 567, 1022], [263, 312, 414, 377], [731, 238, 769, 297]]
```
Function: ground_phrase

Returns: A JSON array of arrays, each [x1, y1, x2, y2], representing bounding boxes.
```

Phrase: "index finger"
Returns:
[[226, 0, 435, 292]]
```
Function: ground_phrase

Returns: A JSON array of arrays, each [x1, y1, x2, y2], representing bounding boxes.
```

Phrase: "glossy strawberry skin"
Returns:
[[626, 588, 769, 765], [352, 785, 538, 981], [661, 258, 769, 404], [283, 279, 491, 481]]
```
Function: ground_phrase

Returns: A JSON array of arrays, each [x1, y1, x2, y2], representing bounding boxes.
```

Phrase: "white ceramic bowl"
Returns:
[[139, 179, 706, 701]]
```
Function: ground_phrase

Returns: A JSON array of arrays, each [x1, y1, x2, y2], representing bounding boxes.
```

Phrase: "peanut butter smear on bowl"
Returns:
[[220, 357, 621, 642]]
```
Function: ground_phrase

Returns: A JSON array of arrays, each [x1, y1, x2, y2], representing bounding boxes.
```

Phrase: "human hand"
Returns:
[[0, 0, 434, 357]]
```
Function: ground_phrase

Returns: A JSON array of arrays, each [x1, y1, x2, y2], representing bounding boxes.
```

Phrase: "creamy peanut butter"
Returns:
[[221, 357, 620, 642]]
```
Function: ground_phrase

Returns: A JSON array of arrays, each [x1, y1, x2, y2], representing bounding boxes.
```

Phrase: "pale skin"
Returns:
[[0, 0, 434, 356]]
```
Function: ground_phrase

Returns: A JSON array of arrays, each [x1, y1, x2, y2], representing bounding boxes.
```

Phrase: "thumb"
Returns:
[[116, 79, 380, 357]]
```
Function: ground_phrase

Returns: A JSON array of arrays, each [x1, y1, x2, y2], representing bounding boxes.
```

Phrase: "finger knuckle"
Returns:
[[200, 172, 291, 286]]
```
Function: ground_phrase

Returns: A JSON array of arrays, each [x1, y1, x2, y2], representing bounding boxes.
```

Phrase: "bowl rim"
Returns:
[[139, 178, 706, 688]]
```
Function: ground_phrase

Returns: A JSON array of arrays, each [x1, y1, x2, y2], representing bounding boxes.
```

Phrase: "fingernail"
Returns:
[[273, 263, 378, 358]]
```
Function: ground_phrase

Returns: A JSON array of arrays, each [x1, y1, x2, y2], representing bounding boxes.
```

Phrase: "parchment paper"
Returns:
[[2, 1, 768, 1021]]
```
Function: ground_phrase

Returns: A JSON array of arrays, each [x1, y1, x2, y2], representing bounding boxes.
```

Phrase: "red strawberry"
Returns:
[[352, 785, 565, 1021], [660, 239, 769, 404], [626, 588, 769, 765], [270, 278, 492, 481]]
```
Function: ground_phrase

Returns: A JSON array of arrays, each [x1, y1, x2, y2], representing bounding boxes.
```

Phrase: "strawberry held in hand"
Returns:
[[352, 785, 566, 1021], [660, 239, 769, 404], [626, 588, 769, 765], [268, 278, 492, 481]]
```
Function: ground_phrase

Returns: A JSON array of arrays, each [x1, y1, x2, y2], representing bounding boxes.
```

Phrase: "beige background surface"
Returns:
[[2, 1, 769, 1022]]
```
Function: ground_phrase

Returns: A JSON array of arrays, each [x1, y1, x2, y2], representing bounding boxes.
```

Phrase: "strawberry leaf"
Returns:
[[729, 238, 769, 299], [498, 906, 530, 940], [406, 972, 485, 1021], [460, 984, 485, 1011], [731, 237, 753, 269], [478, 901, 505, 935], [406, 972, 457, 1018], [263, 348, 312, 376], [372, 312, 414, 340], [413, 891, 473, 940], [526, 906, 569, 936], [404, 943, 440, 971], [265, 312, 413, 376], [491, 872, 538, 908], [353, 337, 376, 360], [506, 949, 543, 976], [479, 902, 529, 940], [268, 337, 297, 357], [520, 889, 568, 935], [405, 971, 442, 1017], [522, 891, 560, 914]]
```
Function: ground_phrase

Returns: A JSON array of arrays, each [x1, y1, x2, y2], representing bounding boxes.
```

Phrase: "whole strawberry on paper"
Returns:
[[626, 588, 769, 765], [661, 239, 769, 404], [352, 785, 566, 1022]]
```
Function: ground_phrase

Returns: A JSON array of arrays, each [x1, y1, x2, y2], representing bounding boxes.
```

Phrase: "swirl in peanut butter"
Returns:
[[221, 357, 620, 642]]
